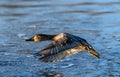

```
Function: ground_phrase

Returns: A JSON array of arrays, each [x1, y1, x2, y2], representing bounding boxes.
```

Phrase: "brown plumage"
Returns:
[[26, 33, 100, 62]]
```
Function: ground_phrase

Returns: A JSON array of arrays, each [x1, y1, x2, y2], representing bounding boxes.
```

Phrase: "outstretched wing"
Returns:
[[34, 33, 99, 62], [34, 33, 82, 62]]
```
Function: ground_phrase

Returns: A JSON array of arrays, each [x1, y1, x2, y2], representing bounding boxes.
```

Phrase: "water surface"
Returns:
[[0, 0, 120, 77]]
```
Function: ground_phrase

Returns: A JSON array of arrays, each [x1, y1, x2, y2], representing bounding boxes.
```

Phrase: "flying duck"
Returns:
[[26, 33, 100, 62]]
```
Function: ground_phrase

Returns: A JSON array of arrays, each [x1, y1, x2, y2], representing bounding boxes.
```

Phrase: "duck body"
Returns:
[[26, 33, 100, 62]]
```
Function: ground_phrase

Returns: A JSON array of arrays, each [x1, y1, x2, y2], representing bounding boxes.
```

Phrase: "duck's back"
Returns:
[[34, 33, 99, 62]]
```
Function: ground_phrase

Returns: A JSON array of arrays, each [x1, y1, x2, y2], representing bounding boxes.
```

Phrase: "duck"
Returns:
[[26, 33, 100, 62]]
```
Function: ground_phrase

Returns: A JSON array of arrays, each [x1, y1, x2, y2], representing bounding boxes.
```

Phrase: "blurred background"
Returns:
[[0, 0, 120, 77]]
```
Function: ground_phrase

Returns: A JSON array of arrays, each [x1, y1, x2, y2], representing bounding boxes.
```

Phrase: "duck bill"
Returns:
[[25, 37, 34, 41]]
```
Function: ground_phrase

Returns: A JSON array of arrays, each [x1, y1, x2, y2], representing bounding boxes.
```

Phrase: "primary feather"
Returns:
[[34, 33, 100, 62]]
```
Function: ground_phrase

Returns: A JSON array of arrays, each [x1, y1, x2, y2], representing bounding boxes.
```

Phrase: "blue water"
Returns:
[[0, 0, 120, 77]]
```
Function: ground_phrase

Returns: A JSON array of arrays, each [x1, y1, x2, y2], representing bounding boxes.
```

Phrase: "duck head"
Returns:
[[25, 34, 55, 42]]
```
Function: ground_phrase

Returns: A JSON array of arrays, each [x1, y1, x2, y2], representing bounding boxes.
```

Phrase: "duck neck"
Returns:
[[42, 35, 55, 41]]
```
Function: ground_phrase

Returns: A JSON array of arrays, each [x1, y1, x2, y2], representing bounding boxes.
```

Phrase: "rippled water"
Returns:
[[0, 0, 120, 77]]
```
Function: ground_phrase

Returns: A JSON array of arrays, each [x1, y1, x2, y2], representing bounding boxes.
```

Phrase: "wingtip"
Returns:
[[95, 54, 100, 59], [88, 49, 100, 59]]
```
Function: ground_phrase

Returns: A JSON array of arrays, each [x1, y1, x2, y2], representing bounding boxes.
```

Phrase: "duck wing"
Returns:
[[34, 33, 99, 62]]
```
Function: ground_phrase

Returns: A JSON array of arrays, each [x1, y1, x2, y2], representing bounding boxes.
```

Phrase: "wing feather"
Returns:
[[34, 33, 96, 62]]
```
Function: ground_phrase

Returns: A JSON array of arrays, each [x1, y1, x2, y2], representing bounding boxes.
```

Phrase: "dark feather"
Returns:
[[34, 33, 99, 62], [39, 33, 80, 56]]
